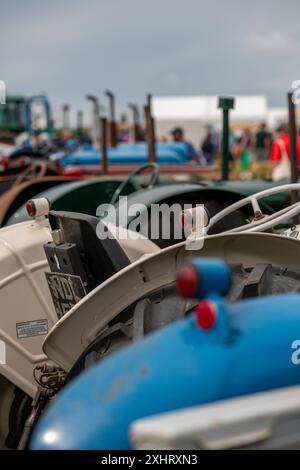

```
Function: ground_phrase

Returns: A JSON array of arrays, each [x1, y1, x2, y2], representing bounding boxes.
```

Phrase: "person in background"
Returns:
[[118, 114, 131, 143], [232, 128, 252, 175], [270, 123, 300, 166], [55, 128, 77, 149], [256, 123, 271, 161], [60, 128, 72, 143], [201, 127, 217, 165], [136, 124, 146, 142], [171, 127, 200, 163], [229, 131, 236, 159], [240, 128, 252, 171]]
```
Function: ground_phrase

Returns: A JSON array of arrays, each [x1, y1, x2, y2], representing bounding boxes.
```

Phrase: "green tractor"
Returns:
[[0, 95, 26, 142]]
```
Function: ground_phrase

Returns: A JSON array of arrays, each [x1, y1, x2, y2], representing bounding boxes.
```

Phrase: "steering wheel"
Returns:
[[204, 183, 300, 235], [110, 163, 160, 205], [12, 160, 48, 187]]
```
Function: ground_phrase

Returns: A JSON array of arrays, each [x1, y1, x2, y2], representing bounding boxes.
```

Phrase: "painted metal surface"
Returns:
[[130, 384, 300, 449], [7, 178, 292, 231], [0, 219, 54, 397], [31, 259, 300, 449], [7, 180, 279, 229], [183, 258, 231, 298], [105, 181, 292, 231], [0, 206, 158, 398], [0, 95, 25, 134], [56, 142, 189, 167], [43, 232, 300, 372], [5, 178, 139, 226], [0, 177, 77, 227]]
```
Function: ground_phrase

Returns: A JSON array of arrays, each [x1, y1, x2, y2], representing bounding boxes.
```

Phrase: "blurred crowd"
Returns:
[[228, 122, 300, 177], [167, 122, 300, 179], [117, 118, 300, 176], [18, 115, 299, 182]]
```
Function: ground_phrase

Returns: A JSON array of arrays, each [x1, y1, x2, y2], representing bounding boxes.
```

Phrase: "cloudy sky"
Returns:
[[1, 0, 300, 121]]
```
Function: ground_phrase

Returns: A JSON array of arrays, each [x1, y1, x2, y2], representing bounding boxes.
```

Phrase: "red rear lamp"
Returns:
[[176, 264, 198, 297], [195, 300, 217, 330], [26, 201, 36, 217], [179, 211, 189, 229], [179, 210, 194, 231]]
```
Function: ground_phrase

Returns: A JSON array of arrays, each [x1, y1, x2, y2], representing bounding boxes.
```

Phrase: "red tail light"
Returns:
[[176, 264, 198, 297], [26, 201, 36, 217], [195, 300, 217, 330]]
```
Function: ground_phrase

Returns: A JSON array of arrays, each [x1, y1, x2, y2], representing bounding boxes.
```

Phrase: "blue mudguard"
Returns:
[[117, 142, 189, 160], [58, 142, 189, 167], [31, 291, 300, 449], [60, 150, 183, 166]]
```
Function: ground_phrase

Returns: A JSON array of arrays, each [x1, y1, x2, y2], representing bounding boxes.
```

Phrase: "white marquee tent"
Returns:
[[152, 95, 284, 145]]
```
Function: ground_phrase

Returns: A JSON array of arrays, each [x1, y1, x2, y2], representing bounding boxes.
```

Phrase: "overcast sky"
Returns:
[[1, 0, 300, 121]]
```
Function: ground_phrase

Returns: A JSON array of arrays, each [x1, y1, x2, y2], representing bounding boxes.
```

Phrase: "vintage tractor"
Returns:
[[30, 259, 300, 449]]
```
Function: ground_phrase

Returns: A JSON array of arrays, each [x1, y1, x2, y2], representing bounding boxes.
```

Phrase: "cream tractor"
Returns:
[[1, 183, 300, 447]]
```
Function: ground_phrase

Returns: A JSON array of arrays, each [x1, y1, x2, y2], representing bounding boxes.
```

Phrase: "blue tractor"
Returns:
[[31, 259, 300, 450]]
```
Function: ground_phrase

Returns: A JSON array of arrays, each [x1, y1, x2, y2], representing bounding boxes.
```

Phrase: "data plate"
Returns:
[[45, 272, 87, 319], [16, 319, 48, 339]]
